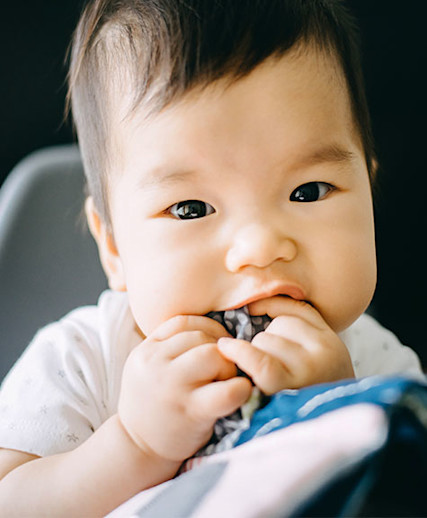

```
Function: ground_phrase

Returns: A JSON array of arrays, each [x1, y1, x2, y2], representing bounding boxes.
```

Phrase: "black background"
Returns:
[[0, 1, 426, 367]]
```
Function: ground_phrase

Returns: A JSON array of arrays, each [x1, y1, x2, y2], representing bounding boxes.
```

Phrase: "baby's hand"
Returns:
[[118, 316, 252, 463], [217, 297, 354, 395]]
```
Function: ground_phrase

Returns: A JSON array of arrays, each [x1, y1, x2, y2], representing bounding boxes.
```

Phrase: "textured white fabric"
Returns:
[[0, 290, 140, 456], [0, 290, 423, 457], [339, 313, 423, 379]]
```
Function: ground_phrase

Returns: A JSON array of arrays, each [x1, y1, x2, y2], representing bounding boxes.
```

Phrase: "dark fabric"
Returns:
[[234, 376, 427, 517], [235, 376, 427, 446], [198, 307, 272, 453], [206, 305, 272, 341]]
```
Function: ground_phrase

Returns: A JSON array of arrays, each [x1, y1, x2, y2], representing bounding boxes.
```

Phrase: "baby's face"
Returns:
[[103, 47, 376, 336]]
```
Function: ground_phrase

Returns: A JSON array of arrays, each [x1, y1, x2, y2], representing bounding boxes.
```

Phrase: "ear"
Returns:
[[370, 157, 379, 182], [85, 197, 127, 291]]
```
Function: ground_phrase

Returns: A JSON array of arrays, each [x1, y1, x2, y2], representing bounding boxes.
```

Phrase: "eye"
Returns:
[[168, 200, 216, 220], [290, 182, 334, 202]]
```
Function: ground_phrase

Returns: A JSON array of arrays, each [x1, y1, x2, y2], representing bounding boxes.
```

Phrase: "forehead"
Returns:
[[112, 46, 360, 179]]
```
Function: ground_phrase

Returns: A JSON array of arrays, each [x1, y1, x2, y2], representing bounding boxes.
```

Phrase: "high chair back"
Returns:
[[0, 145, 108, 382]]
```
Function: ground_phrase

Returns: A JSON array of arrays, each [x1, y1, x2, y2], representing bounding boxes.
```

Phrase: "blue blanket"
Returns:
[[237, 375, 427, 516]]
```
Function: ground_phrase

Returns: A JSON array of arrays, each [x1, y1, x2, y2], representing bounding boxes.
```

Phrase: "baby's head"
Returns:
[[68, 0, 377, 336]]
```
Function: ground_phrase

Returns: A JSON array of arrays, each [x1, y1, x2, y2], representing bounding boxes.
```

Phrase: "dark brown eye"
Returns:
[[290, 182, 333, 202], [169, 200, 215, 219]]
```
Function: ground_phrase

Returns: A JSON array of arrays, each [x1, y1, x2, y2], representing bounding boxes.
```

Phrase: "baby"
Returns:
[[0, 0, 422, 515]]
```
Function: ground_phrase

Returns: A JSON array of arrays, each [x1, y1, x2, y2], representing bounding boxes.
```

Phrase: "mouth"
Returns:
[[226, 284, 306, 311]]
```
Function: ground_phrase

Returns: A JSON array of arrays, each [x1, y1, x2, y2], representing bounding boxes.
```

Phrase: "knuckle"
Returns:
[[221, 379, 249, 407], [171, 314, 192, 330], [285, 298, 312, 312], [253, 354, 277, 388], [266, 315, 292, 334], [271, 314, 301, 329], [299, 357, 315, 383], [219, 382, 236, 403], [251, 331, 267, 347], [151, 314, 194, 340], [194, 342, 217, 361], [295, 298, 311, 308], [129, 342, 152, 365], [189, 330, 212, 344]]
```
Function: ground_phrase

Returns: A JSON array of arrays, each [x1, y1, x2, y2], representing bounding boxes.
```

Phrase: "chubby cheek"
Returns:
[[315, 210, 377, 332], [321, 252, 376, 332], [128, 297, 166, 337], [125, 269, 185, 337], [124, 244, 217, 337]]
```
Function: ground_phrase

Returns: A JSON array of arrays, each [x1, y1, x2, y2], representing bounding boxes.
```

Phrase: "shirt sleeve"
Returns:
[[0, 317, 110, 457], [341, 314, 424, 380]]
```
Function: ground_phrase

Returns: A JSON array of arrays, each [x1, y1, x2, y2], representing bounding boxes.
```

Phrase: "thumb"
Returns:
[[191, 377, 252, 420]]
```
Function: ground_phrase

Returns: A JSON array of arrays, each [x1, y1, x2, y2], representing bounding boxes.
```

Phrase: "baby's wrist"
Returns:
[[114, 415, 182, 473]]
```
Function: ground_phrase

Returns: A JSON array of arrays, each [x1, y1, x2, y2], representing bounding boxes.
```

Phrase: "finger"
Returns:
[[218, 337, 297, 394], [251, 331, 305, 365], [173, 342, 237, 383], [261, 315, 322, 349], [252, 332, 354, 386], [151, 314, 232, 341], [191, 377, 253, 419], [248, 296, 324, 329], [162, 330, 228, 359]]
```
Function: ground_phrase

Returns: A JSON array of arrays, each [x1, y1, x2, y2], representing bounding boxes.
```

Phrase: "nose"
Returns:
[[225, 221, 297, 272]]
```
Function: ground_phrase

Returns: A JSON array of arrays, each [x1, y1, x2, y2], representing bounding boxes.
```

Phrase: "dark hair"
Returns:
[[67, 0, 375, 225]]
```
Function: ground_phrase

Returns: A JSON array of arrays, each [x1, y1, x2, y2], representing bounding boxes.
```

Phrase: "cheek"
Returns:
[[327, 246, 376, 332], [122, 233, 218, 335], [313, 201, 377, 331]]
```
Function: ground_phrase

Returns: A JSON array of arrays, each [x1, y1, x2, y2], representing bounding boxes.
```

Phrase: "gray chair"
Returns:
[[0, 145, 108, 382]]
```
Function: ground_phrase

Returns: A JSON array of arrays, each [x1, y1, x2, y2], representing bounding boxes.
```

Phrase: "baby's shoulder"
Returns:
[[0, 290, 134, 456], [47, 289, 135, 363], [341, 313, 423, 378], [2, 290, 135, 388], [59, 289, 129, 332], [342, 312, 396, 344]]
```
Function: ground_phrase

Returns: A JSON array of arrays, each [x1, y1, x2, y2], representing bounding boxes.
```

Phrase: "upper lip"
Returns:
[[226, 283, 306, 311]]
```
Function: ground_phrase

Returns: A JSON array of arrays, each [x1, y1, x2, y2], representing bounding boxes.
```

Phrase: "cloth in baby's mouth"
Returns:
[[192, 307, 272, 458], [206, 305, 272, 341]]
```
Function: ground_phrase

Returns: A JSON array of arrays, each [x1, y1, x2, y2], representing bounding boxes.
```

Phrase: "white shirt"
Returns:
[[0, 290, 423, 457]]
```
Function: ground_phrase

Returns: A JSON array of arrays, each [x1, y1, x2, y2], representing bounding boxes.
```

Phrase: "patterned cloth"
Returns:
[[206, 306, 272, 341], [194, 307, 272, 457]]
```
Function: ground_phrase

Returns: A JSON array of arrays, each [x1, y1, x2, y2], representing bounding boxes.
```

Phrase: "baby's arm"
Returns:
[[218, 296, 354, 394], [0, 316, 251, 516], [0, 415, 180, 516]]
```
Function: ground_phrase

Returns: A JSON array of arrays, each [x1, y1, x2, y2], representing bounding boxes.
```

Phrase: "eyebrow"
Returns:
[[138, 169, 197, 190], [298, 144, 357, 168]]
